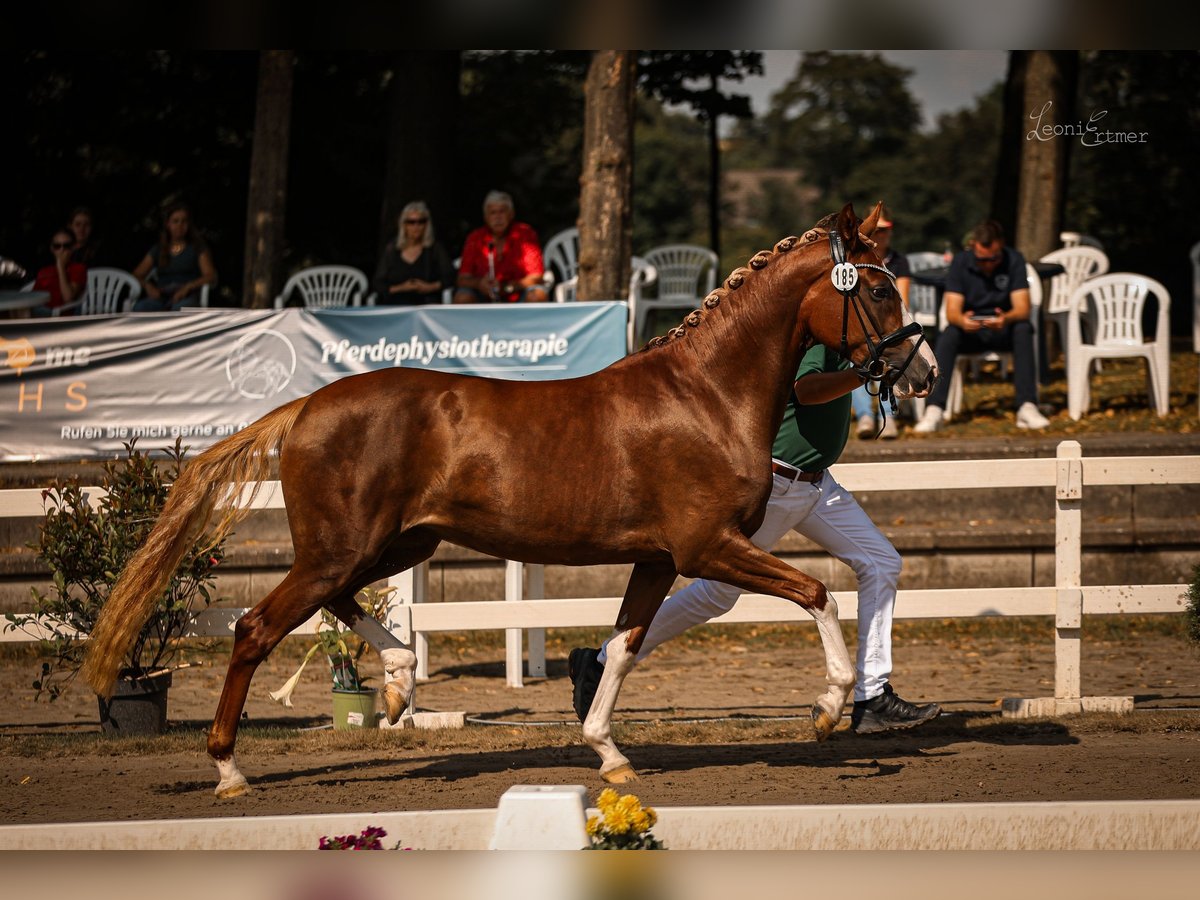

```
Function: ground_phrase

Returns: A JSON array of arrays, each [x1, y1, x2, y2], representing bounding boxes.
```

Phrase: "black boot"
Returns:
[[567, 647, 604, 722], [850, 684, 940, 734]]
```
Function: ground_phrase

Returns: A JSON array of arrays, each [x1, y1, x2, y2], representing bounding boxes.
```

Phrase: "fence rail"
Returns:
[[2, 441, 1196, 715]]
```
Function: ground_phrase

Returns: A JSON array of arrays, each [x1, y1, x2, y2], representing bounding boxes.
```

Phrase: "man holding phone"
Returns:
[[913, 219, 1049, 432]]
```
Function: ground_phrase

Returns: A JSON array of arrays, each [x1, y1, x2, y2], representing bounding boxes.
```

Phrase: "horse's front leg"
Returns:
[[692, 534, 854, 741], [582, 561, 677, 782]]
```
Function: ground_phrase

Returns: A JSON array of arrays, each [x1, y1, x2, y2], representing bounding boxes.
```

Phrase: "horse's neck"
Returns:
[[647, 242, 824, 440]]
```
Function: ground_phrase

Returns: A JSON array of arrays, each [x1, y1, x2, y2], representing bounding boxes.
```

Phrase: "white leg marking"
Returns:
[[582, 628, 637, 779], [214, 754, 249, 798], [381, 647, 417, 724], [808, 596, 855, 723]]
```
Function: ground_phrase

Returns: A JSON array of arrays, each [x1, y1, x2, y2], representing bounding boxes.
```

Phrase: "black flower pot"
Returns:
[[97, 669, 172, 735]]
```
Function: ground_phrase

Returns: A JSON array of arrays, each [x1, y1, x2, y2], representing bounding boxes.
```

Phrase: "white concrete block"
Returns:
[[1081, 696, 1134, 714], [1002, 696, 1133, 718], [488, 784, 590, 850]]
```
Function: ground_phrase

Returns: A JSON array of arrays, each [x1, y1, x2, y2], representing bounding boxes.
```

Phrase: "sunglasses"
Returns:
[[404, 218, 428, 225], [51, 241, 74, 249], [974, 252, 1002, 263]]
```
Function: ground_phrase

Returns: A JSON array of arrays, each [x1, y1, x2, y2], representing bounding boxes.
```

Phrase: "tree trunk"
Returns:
[[241, 50, 294, 309], [1015, 51, 1078, 262], [380, 53, 460, 253], [991, 51, 1027, 240], [578, 51, 636, 302]]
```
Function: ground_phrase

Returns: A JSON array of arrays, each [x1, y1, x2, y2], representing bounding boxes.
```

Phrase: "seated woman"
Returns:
[[131, 202, 217, 311], [68, 206, 103, 266], [32, 228, 87, 316], [372, 201, 456, 306]]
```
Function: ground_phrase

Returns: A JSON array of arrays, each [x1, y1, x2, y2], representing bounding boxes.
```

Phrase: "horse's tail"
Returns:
[[82, 396, 311, 699]]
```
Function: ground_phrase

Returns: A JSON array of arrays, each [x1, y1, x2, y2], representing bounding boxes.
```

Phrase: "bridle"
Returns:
[[827, 230, 925, 429]]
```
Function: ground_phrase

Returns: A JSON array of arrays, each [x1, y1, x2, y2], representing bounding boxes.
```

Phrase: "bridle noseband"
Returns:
[[827, 229, 926, 429]]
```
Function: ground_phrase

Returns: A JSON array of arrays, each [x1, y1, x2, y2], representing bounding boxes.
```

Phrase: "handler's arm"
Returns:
[[792, 369, 865, 405]]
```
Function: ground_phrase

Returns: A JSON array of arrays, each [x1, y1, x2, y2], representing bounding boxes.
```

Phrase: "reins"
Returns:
[[827, 230, 926, 437]]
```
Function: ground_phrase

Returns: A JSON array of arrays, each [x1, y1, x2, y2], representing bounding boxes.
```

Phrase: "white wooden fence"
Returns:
[[2, 441, 1196, 714]]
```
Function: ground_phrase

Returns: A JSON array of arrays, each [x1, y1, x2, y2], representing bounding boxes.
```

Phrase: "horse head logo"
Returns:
[[225, 329, 297, 400], [0, 337, 35, 376]]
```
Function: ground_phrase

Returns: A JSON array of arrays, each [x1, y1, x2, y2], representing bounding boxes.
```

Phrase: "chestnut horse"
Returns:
[[83, 202, 936, 796]]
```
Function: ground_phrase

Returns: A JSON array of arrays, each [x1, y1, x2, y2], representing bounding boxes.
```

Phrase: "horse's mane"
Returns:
[[639, 223, 831, 354]]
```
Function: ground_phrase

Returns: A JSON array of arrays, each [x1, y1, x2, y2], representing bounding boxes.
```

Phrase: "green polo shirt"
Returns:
[[770, 344, 852, 472]]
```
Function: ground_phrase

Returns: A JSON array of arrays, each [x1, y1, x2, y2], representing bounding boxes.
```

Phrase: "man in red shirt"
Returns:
[[453, 191, 547, 303], [33, 228, 87, 315]]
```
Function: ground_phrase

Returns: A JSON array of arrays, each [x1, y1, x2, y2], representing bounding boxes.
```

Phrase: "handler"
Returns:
[[570, 343, 941, 734]]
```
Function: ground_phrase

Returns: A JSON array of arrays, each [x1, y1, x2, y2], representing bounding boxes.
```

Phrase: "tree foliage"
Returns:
[[755, 52, 921, 199]]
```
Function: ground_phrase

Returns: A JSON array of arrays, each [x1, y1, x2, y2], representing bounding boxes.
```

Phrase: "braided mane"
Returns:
[[640, 227, 827, 353]]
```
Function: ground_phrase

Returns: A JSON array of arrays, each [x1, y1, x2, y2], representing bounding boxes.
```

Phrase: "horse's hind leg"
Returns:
[[208, 532, 441, 797], [583, 560, 678, 782], [207, 566, 335, 797], [691, 534, 854, 742]]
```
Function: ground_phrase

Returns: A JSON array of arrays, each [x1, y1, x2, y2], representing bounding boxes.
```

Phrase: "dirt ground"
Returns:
[[2, 619, 1200, 826]]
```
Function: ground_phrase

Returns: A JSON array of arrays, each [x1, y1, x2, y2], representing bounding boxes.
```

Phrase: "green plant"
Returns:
[[586, 789, 665, 849], [269, 586, 393, 706], [3, 439, 223, 700], [1186, 563, 1200, 647]]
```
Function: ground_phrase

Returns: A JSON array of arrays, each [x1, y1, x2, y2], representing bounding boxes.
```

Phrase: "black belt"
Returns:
[[771, 461, 824, 483]]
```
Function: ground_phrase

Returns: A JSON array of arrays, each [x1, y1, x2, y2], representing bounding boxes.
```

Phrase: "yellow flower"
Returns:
[[596, 788, 619, 812], [586, 816, 602, 836]]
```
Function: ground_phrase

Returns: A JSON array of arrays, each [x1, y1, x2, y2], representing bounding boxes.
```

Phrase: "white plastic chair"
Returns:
[[1066, 273, 1170, 420], [632, 244, 718, 345], [1039, 246, 1109, 372], [1059, 231, 1104, 251], [83, 267, 142, 315], [274, 265, 370, 309], [943, 263, 1042, 421], [905, 251, 945, 329], [49, 267, 142, 316], [542, 228, 580, 303]]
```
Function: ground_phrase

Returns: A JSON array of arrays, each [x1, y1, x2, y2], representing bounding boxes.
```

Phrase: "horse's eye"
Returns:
[[871, 285, 891, 301]]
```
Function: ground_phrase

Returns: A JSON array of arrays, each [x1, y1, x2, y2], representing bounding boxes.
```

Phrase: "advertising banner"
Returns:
[[0, 302, 628, 461]]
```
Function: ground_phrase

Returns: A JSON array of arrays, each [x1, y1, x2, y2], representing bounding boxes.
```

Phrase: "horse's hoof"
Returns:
[[382, 682, 408, 725], [214, 777, 250, 799], [811, 705, 838, 743], [601, 764, 639, 784]]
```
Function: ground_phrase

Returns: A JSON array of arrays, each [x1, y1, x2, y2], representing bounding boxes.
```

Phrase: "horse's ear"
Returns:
[[859, 201, 884, 238], [836, 202, 859, 249]]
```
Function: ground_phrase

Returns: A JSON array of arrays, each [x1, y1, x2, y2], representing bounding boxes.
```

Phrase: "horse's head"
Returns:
[[801, 201, 938, 400]]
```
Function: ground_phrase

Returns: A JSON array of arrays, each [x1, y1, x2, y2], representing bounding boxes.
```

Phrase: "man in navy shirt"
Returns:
[[913, 219, 1049, 432]]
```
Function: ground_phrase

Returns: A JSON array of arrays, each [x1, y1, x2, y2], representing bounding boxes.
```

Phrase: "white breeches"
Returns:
[[600, 467, 901, 702]]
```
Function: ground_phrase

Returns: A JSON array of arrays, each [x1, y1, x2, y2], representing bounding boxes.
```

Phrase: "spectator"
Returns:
[[131, 202, 217, 312], [453, 190, 547, 303], [67, 206, 102, 266], [372, 201, 456, 306], [851, 208, 911, 440], [569, 342, 941, 737], [31, 228, 86, 316], [913, 219, 1049, 432]]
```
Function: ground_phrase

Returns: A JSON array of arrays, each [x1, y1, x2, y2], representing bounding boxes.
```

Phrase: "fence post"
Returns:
[[527, 565, 546, 679], [1054, 440, 1083, 711], [505, 560, 525, 688]]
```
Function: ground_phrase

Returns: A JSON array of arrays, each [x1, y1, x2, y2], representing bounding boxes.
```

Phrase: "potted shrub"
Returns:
[[269, 586, 393, 729], [3, 439, 224, 734]]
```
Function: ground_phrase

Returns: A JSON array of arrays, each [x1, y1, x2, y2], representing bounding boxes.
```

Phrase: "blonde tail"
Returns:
[[82, 396, 310, 699]]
